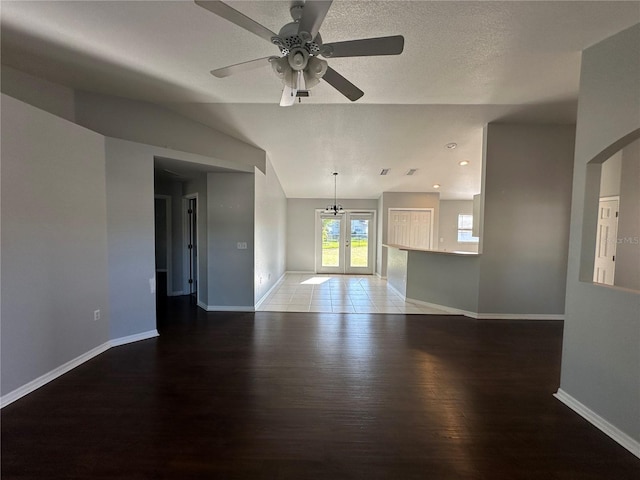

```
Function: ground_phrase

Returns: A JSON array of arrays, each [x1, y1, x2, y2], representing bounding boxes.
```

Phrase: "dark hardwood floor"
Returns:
[[2, 296, 638, 479]]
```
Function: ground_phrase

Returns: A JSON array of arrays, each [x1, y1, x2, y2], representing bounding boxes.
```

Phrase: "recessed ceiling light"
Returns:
[[406, 169, 417, 176], [446, 143, 457, 149], [380, 168, 390, 176], [433, 184, 441, 189], [459, 160, 469, 166]]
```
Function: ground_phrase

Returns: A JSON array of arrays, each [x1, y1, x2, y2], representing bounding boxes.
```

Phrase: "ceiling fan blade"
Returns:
[[280, 85, 297, 107], [298, 0, 333, 41], [211, 56, 275, 78], [322, 66, 363, 102], [195, 0, 278, 43], [322, 35, 405, 58]]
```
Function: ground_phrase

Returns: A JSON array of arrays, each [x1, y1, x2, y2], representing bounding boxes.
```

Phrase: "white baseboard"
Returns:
[[285, 270, 315, 274], [554, 388, 640, 459], [471, 313, 565, 320], [0, 341, 110, 409], [110, 329, 159, 347], [403, 296, 564, 320], [255, 273, 286, 310], [405, 297, 473, 316], [198, 301, 254, 312], [1, 329, 159, 409]]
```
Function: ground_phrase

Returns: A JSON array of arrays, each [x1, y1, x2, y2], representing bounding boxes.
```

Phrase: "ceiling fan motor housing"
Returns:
[[273, 22, 322, 57]]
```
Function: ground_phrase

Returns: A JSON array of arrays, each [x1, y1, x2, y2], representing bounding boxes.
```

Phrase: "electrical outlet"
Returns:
[[149, 277, 156, 294], [237, 242, 248, 250], [93, 310, 101, 321]]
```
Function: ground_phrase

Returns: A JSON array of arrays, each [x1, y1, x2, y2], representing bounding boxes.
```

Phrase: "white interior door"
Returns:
[[388, 208, 433, 249], [316, 211, 375, 274], [593, 197, 619, 285], [410, 210, 432, 249], [388, 210, 411, 246]]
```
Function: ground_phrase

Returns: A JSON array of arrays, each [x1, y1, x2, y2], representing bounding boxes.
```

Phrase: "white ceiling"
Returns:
[[2, 1, 639, 199]]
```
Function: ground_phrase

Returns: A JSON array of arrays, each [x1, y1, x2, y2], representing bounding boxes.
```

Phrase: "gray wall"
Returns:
[[286, 198, 379, 272], [105, 138, 158, 340], [378, 192, 440, 277], [1, 94, 110, 395], [1, 65, 76, 122], [560, 24, 640, 445], [255, 158, 287, 303], [478, 124, 575, 315], [74, 91, 266, 173], [2, 66, 266, 172], [207, 172, 255, 308], [377, 195, 384, 274], [0, 67, 285, 400], [615, 138, 640, 290], [438, 200, 478, 253], [406, 251, 481, 313], [599, 150, 622, 197]]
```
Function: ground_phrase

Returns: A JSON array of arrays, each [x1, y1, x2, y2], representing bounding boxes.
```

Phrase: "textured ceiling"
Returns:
[[2, 1, 639, 199]]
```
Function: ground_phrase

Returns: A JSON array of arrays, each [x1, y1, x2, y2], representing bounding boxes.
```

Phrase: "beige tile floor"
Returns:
[[257, 273, 452, 314]]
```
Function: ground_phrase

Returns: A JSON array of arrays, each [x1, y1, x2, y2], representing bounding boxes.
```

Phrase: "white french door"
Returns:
[[316, 211, 375, 274]]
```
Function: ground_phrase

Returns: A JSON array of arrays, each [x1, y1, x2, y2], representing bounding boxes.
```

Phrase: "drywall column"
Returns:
[[254, 159, 287, 304], [478, 124, 575, 316], [105, 138, 158, 340], [559, 24, 640, 452], [206, 172, 255, 310]]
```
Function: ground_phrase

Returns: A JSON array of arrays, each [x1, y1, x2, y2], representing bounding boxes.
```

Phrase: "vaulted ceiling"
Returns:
[[2, 1, 639, 199]]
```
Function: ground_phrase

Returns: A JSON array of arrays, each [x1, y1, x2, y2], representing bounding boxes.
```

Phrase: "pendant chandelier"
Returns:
[[326, 172, 344, 216]]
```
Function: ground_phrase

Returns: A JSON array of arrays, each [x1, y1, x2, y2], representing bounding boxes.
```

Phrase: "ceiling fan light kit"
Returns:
[[195, 0, 405, 106]]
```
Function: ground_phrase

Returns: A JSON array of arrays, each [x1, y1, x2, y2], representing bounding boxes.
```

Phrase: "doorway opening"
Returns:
[[154, 195, 172, 299], [184, 195, 198, 303], [315, 210, 376, 274]]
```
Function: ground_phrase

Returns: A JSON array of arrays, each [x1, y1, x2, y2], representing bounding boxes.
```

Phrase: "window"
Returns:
[[458, 214, 479, 243]]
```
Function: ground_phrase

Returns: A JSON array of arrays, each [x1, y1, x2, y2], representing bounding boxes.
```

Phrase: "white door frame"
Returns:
[[154, 195, 172, 296], [314, 209, 376, 274]]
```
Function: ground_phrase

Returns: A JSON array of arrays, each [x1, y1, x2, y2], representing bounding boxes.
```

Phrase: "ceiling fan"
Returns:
[[194, 0, 405, 106]]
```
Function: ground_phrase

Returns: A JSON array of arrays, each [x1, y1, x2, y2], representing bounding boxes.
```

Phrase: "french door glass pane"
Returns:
[[321, 218, 340, 267], [350, 219, 369, 267]]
